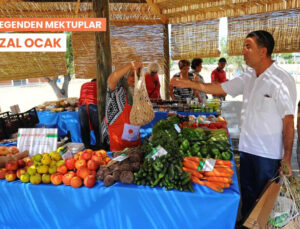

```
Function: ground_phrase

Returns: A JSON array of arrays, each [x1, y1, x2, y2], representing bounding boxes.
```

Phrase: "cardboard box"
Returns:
[[244, 180, 281, 229]]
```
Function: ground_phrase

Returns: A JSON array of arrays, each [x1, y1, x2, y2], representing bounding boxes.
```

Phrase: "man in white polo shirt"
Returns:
[[170, 30, 296, 222]]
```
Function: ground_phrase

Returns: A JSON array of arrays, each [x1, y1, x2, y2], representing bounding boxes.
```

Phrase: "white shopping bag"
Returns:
[[17, 128, 58, 156], [121, 123, 140, 141]]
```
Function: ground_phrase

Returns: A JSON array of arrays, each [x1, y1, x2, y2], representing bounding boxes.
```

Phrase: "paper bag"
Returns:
[[243, 180, 281, 229]]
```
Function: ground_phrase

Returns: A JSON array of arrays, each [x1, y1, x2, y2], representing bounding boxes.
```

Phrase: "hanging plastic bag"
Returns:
[[130, 68, 154, 126], [268, 176, 299, 228]]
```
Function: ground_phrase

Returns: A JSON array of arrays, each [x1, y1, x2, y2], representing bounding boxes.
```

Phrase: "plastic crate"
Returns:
[[20, 107, 39, 128], [4, 113, 22, 136], [0, 117, 7, 140]]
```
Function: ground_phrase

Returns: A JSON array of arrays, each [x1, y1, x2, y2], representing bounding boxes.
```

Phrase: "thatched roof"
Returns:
[[228, 9, 300, 55], [0, 0, 299, 80]]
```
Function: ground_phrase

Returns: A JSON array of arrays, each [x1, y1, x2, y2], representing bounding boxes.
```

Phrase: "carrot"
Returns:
[[182, 160, 200, 171], [182, 167, 203, 179], [184, 157, 233, 168], [213, 167, 234, 175], [204, 170, 233, 177], [191, 175, 223, 192], [205, 176, 232, 184]]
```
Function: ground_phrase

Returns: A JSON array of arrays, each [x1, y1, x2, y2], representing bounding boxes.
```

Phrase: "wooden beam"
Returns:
[[75, 0, 81, 15], [163, 24, 169, 100], [145, 0, 168, 24], [0, 10, 93, 17], [93, 0, 112, 147]]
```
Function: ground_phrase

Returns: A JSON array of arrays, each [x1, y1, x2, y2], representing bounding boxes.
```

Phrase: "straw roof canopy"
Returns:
[[227, 9, 300, 56], [171, 19, 220, 60], [72, 24, 165, 79]]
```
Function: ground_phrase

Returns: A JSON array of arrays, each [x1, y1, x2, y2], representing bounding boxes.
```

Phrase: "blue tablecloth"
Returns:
[[0, 165, 240, 229], [37, 111, 215, 143]]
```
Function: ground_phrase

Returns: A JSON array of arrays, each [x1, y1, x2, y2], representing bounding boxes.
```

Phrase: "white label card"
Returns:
[[113, 153, 129, 162], [202, 159, 216, 172], [174, 124, 181, 133]]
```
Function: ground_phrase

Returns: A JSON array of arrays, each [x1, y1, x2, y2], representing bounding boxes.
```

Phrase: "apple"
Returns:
[[76, 167, 91, 179], [26, 160, 34, 167], [8, 146, 19, 154], [5, 171, 17, 181], [48, 165, 57, 174], [0, 146, 8, 156], [75, 159, 87, 170], [17, 159, 26, 168], [87, 160, 99, 171], [27, 165, 36, 175], [65, 158, 76, 170], [91, 155, 102, 165], [80, 150, 92, 161], [42, 174, 51, 184], [84, 175, 96, 188], [70, 176, 82, 188], [56, 160, 65, 167], [5, 160, 18, 171], [57, 165, 68, 174], [90, 170, 97, 176], [30, 173, 42, 185], [62, 172, 75, 186], [20, 173, 30, 183], [0, 168, 7, 179], [105, 157, 111, 163], [94, 149, 107, 158], [51, 173, 63, 185], [16, 168, 26, 179]]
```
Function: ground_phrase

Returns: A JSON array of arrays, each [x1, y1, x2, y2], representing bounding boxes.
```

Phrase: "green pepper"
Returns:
[[180, 139, 190, 151], [221, 151, 232, 160]]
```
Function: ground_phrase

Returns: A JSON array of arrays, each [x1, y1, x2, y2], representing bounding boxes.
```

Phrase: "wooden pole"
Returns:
[[93, 0, 112, 146], [163, 24, 170, 100]]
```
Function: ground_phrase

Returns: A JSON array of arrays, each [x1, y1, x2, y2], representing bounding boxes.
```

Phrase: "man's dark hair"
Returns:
[[218, 57, 227, 63], [246, 30, 275, 57], [191, 58, 203, 70]]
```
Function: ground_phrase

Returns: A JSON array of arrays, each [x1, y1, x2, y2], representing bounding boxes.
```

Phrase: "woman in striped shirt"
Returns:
[[169, 59, 201, 101]]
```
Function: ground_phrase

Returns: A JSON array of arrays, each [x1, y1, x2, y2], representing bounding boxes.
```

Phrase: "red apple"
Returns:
[[70, 176, 82, 188], [84, 175, 96, 188], [87, 159, 99, 171], [26, 160, 34, 167], [0, 168, 7, 179], [5, 171, 16, 181], [94, 149, 107, 158], [76, 167, 91, 179], [8, 146, 19, 154], [62, 172, 75, 186], [65, 158, 76, 170], [5, 160, 18, 171], [51, 173, 63, 185], [0, 146, 8, 156], [91, 155, 102, 164], [75, 159, 87, 170], [23, 157, 31, 163], [80, 150, 93, 161], [17, 159, 26, 168], [90, 170, 97, 176], [57, 165, 68, 174], [16, 168, 26, 179]]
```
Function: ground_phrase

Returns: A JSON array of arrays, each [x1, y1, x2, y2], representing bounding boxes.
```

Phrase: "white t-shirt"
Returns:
[[222, 62, 296, 159]]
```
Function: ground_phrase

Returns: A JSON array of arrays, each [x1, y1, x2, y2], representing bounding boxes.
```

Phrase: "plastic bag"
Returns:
[[130, 69, 154, 126], [269, 176, 299, 228]]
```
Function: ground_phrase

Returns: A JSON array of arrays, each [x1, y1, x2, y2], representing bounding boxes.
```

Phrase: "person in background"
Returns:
[[170, 30, 296, 226], [145, 62, 161, 100], [0, 150, 28, 168], [101, 61, 143, 152], [78, 79, 100, 150], [191, 58, 208, 104], [211, 57, 227, 100], [169, 59, 201, 102]]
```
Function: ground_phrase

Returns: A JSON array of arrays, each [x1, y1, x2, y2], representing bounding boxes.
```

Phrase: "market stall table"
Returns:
[[0, 163, 240, 229], [37, 111, 216, 142]]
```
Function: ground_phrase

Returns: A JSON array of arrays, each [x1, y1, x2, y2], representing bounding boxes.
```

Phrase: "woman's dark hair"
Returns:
[[178, 59, 190, 70], [191, 58, 203, 70], [246, 30, 275, 57]]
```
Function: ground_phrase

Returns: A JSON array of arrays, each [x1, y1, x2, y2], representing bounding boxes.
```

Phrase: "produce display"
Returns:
[[36, 97, 78, 112]]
